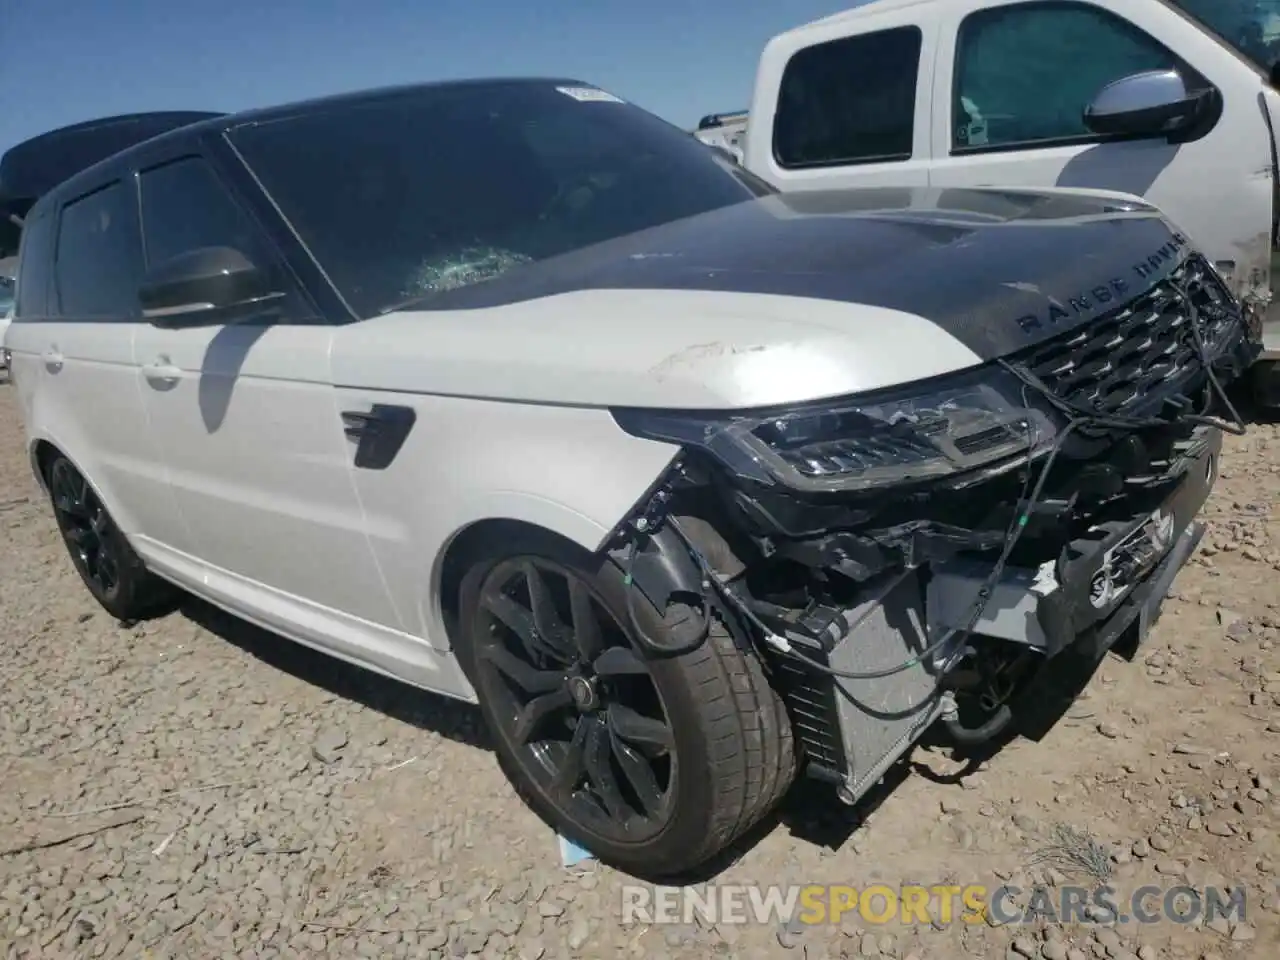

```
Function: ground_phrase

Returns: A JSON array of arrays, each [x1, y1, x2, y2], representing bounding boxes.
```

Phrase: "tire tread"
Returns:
[[673, 612, 797, 866]]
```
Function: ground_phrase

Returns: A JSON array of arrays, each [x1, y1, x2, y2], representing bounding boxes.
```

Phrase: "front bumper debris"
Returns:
[[756, 426, 1221, 807], [925, 427, 1219, 659]]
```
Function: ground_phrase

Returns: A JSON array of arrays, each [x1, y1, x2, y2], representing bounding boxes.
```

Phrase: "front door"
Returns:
[[927, 0, 1273, 302], [130, 153, 403, 642]]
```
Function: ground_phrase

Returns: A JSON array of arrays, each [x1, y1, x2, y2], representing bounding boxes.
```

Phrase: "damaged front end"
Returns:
[[607, 253, 1259, 809]]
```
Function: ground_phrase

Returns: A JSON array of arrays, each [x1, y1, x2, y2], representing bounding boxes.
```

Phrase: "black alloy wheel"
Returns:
[[49, 457, 121, 600], [471, 557, 677, 842], [44, 453, 178, 621]]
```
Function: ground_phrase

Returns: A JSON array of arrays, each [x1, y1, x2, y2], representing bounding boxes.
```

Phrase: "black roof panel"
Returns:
[[0, 110, 224, 256]]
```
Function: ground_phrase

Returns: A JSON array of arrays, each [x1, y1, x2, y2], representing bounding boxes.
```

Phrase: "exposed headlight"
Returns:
[[612, 365, 1058, 493]]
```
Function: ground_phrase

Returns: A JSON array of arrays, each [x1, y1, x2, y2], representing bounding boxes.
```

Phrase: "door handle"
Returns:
[[43, 349, 63, 372], [141, 361, 182, 387]]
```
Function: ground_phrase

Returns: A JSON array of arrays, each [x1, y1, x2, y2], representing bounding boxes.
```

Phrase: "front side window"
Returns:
[[227, 82, 774, 318], [773, 27, 923, 170], [55, 181, 144, 319], [953, 2, 1181, 151], [139, 156, 267, 268]]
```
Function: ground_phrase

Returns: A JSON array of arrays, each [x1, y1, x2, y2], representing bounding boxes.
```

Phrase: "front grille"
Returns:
[[1015, 255, 1240, 416]]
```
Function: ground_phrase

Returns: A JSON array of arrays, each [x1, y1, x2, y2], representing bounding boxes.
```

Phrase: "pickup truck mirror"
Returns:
[[1083, 69, 1207, 140], [138, 245, 284, 328]]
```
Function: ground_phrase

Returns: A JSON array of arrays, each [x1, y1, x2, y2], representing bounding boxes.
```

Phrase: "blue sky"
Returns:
[[0, 0, 849, 154]]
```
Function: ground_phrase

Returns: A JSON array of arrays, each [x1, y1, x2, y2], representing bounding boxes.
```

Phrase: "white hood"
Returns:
[[331, 288, 983, 410]]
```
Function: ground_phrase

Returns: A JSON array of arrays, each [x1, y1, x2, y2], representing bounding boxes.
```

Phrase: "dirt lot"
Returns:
[[0, 381, 1277, 960]]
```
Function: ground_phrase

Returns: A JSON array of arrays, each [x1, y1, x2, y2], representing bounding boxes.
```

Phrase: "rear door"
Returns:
[[927, 0, 1272, 297], [8, 178, 187, 550]]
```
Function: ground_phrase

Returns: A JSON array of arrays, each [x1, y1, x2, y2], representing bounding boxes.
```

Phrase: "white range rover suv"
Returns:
[[1, 78, 1259, 878]]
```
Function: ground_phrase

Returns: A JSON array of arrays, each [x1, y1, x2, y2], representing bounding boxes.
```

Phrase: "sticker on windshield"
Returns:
[[555, 86, 624, 104]]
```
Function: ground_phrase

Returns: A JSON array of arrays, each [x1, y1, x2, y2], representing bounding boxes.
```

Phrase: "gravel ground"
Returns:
[[0, 381, 1278, 960]]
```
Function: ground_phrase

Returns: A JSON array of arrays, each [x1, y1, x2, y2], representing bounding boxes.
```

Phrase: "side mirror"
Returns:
[[1083, 69, 1208, 140], [138, 245, 282, 328]]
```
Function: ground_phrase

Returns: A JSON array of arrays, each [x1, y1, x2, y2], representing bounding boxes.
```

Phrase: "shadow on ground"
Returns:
[[712, 639, 1112, 883], [177, 596, 491, 753], [1232, 374, 1280, 425]]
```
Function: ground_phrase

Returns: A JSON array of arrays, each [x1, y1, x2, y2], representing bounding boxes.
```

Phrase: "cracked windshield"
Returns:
[[228, 84, 772, 319]]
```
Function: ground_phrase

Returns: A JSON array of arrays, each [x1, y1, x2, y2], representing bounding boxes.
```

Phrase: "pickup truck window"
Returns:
[[774, 26, 922, 169], [1168, 0, 1280, 75], [54, 181, 144, 320], [953, 1, 1179, 152]]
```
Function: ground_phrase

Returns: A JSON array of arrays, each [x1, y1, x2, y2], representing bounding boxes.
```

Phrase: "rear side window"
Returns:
[[139, 156, 268, 267], [54, 181, 145, 319], [773, 26, 923, 169], [953, 2, 1181, 151], [13, 210, 55, 319]]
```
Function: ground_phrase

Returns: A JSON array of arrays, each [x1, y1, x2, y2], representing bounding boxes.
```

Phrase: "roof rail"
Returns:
[[696, 110, 749, 131]]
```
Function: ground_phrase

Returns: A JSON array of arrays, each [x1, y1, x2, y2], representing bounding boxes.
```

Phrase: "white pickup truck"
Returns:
[[698, 0, 1280, 403]]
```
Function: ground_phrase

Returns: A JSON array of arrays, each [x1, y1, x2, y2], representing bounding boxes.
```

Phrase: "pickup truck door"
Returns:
[[925, 0, 1273, 311]]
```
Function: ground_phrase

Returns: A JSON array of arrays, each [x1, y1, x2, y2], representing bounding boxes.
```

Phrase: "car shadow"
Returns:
[[1229, 375, 1280, 425], [668, 638, 1111, 885], [176, 595, 491, 752]]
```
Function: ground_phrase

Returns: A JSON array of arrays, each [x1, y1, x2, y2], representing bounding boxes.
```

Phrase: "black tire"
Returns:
[[455, 530, 796, 879], [45, 453, 178, 622]]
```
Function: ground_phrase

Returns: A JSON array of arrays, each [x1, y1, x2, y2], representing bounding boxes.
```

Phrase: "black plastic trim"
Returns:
[[342, 404, 417, 470], [606, 524, 704, 613]]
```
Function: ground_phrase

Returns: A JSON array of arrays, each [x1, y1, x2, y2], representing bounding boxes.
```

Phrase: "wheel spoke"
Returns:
[[593, 646, 647, 678], [607, 703, 673, 757], [51, 467, 87, 519], [511, 686, 573, 745], [477, 640, 565, 694], [74, 475, 91, 517], [96, 551, 118, 592], [522, 562, 565, 640], [85, 547, 107, 590], [584, 716, 630, 822], [609, 724, 665, 817], [550, 719, 589, 802], [482, 587, 563, 665], [568, 578, 603, 663]]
